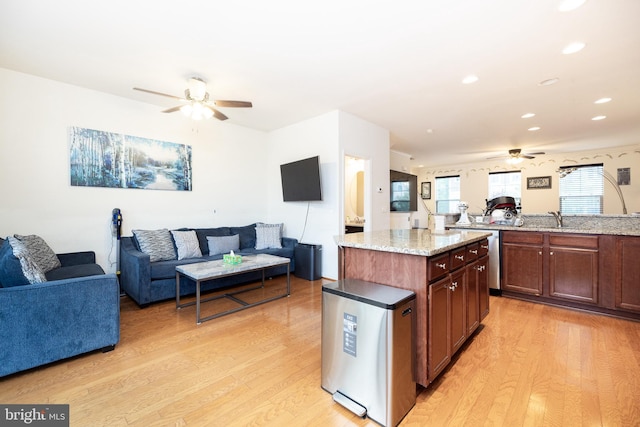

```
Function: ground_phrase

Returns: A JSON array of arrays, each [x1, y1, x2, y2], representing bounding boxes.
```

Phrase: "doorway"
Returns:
[[344, 155, 366, 233]]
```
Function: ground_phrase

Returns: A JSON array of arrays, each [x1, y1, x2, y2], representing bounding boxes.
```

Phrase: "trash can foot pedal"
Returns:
[[333, 391, 366, 417]]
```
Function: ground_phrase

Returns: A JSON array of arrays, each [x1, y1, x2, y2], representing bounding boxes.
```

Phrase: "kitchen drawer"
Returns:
[[502, 230, 543, 245], [428, 252, 450, 282], [451, 247, 466, 270], [466, 243, 479, 262], [549, 233, 598, 249], [478, 239, 489, 257]]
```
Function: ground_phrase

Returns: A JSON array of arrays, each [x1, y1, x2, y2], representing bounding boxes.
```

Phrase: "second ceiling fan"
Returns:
[[487, 148, 545, 162], [133, 77, 252, 121]]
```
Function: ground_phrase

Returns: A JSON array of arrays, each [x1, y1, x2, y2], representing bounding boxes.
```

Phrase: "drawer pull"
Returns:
[[469, 249, 478, 255], [455, 255, 465, 261], [481, 244, 489, 249], [436, 263, 447, 269]]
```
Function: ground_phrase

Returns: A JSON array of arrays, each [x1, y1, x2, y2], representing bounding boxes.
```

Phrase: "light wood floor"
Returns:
[[2, 276, 639, 426]]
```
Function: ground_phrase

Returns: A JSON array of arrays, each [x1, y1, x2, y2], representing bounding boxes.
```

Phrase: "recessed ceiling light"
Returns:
[[521, 113, 536, 119], [558, 0, 587, 12], [539, 78, 560, 86], [594, 97, 612, 104], [528, 126, 541, 131], [462, 75, 479, 84], [562, 42, 586, 54], [592, 115, 606, 121]]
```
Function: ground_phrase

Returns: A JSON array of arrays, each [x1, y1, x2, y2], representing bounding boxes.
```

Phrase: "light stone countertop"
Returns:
[[334, 229, 492, 257]]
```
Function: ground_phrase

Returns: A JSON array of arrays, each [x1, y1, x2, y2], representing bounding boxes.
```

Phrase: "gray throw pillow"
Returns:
[[255, 223, 283, 250], [14, 234, 61, 273], [207, 234, 240, 256], [132, 229, 177, 262], [170, 230, 203, 260], [7, 237, 47, 284]]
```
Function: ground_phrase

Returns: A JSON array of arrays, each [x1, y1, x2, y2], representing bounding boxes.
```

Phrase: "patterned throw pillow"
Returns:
[[207, 235, 240, 256], [132, 229, 177, 262], [14, 234, 61, 273], [7, 237, 47, 284], [170, 230, 203, 260], [255, 223, 283, 250]]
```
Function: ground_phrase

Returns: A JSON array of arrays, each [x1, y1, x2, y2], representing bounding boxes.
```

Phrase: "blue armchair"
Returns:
[[0, 238, 120, 377]]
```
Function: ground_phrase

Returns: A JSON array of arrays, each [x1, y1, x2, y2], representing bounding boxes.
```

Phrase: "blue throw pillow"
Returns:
[[0, 239, 29, 287], [229, 224, 257, 250]]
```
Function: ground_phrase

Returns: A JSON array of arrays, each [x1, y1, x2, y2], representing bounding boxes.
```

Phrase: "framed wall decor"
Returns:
[[421, 181, 431, 199], [527, 176, 552, 189]]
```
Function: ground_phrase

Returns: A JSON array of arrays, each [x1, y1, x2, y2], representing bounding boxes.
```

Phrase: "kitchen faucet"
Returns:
[[548, 211, 562, 228]]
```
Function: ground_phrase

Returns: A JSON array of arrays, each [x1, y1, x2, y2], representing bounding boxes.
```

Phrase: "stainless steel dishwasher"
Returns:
[[321, 279, 416, 427]]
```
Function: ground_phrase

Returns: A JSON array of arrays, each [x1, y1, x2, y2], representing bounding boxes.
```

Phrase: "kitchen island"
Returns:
[[335, 229, 491, 387]]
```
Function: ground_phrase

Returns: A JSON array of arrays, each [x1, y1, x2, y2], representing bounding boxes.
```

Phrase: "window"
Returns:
[[435, 175, 460, 213], [488, 171, 521, 210], [559, 164, 603, 214]]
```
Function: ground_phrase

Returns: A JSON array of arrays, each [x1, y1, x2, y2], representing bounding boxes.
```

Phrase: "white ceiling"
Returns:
[[2, 0, 639, 166]]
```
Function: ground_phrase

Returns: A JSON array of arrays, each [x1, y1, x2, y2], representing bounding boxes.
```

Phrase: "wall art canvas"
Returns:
[[69, 127, 192, 191]]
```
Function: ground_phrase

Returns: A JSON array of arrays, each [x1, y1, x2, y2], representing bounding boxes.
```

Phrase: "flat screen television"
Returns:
[[280, 156, 322, 202]]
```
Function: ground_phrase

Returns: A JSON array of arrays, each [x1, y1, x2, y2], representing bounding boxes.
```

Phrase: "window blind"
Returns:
[[559, 164, 603, 214]]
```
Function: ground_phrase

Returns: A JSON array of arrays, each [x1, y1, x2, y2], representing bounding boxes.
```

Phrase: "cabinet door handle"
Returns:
[[455, 255, 465, 261], [477, 265, 485, 271], [437, 263, 447, 269], [538, 251, 542, 255], [550, 251, 554, 255], [449, 282, 457, 291]]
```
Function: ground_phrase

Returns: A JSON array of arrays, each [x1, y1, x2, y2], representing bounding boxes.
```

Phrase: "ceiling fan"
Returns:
[[487, 148, 546, 163], [133, 77, 252, 121]]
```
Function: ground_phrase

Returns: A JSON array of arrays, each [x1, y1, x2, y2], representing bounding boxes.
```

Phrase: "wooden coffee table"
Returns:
[[175, 254, 291, 324]]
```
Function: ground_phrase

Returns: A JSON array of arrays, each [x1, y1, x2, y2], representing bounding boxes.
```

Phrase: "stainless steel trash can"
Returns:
[[321, 279, 416, 427]]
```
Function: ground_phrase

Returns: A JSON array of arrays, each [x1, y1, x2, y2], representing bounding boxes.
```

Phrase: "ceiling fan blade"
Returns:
[[214, 100, 253, 108], [162, 106, 183, 113], [486, 155, 509, 160], [133, 87, 184, 101], [211, 108, 228, 121], [524, 151, 545, 156], [522, 155, 536, 159]]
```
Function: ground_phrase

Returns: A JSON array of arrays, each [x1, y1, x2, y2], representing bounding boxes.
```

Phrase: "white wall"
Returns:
[[414, 145, 640, 216], [338, 111, 391, 233], [266, 111, 340, 279], [0, 68, 269, 272]]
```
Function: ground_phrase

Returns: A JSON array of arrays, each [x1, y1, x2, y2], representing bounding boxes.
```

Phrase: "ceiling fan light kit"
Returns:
[[133, 77, 252, 121]]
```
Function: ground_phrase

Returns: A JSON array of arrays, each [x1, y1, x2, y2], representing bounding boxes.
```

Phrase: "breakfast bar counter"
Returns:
[[335, 229, 491, 387]]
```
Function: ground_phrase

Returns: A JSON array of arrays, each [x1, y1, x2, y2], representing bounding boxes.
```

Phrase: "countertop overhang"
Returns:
[[448, 222, 640, 236], [334, 229, 491, 257]]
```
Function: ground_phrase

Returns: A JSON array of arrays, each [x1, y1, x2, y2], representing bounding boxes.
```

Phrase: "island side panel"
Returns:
[[341, 246, 429, 386]]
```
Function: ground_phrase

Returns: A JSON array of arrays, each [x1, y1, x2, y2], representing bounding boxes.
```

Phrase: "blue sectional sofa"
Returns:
[[119, 223, 297, 307], [0, 237, 120, 377]]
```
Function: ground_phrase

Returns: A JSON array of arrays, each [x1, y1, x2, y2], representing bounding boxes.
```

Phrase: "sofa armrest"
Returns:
[[282, 237, 298, 249], [0, 274, 120, 377], [119, 236, 151, 306], [57, 251, 96, 267]]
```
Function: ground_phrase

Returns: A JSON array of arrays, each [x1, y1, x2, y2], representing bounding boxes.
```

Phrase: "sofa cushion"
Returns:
[[229, 224, 257, 250], [170, 230, 203, 260], [207, 234, 240, 256], [195, 227, 231, 255], [133, 229, 177, 262], [45, 263, 105, 281], [255, 223, 283, 249], [0, 237, 47, 286], [14, 234, 61, 273]]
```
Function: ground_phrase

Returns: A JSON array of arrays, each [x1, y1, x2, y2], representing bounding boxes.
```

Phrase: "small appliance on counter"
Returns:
[[484, 196, 519, 225], [455, 201, 472, 225]]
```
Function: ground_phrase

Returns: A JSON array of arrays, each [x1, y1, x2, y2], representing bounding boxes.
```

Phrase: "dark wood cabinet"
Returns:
[[548, 234, 599, 304], [477, 256, 490, 320], [615, 236, 640, 313], [502, 231, 544, 295], [500, 231, 640, 322], [340, 237, 491, 387], [428, 276, 451, 382]]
